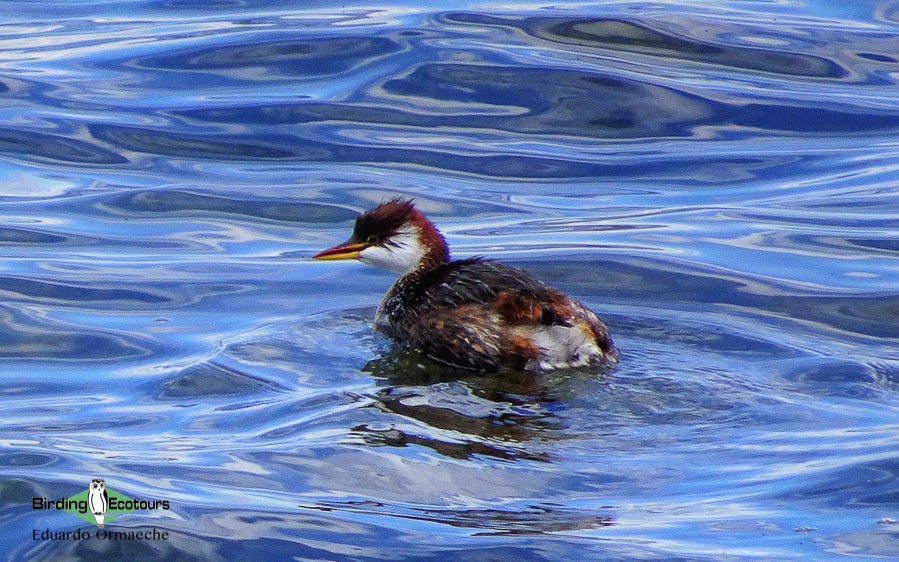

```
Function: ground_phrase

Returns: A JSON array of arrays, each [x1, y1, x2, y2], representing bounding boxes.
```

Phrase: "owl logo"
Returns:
[[88, 479, 109, 527]]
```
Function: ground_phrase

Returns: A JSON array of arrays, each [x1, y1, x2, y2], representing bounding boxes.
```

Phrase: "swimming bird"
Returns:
[[313, 198, 617, 372]]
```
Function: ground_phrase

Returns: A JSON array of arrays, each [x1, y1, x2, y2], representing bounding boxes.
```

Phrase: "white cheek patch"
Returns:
[[358, 226, 425, 274]]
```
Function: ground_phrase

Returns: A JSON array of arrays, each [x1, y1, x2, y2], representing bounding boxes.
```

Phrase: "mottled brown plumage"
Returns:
[[314, 198, 617, 372]]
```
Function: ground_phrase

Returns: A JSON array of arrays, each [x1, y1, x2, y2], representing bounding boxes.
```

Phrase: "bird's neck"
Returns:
[[377, 236, 444, 325], [407, 212, 450, 274]]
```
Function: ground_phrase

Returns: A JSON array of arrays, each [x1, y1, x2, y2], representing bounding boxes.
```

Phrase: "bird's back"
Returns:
[[377, 258, 616, 371]]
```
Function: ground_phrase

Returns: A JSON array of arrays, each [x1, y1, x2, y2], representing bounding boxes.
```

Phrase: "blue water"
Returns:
[[2, 1, 898, 560]]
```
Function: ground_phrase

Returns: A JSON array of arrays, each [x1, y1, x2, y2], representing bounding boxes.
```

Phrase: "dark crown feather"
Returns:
[[352, 197, 417, 240]]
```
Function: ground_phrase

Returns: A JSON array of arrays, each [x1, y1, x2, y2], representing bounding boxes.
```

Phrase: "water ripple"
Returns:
[[449, 14, 849, 78], [3, 3, 899, 561]]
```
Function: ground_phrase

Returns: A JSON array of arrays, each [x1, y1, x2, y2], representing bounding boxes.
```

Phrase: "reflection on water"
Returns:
[[2, 2, 899, 561], [304, 500, 614, 535], [474, 15, 847, 78]]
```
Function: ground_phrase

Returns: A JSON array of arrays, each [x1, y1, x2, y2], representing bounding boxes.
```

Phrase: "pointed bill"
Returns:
[[312, 241, 367, 261]]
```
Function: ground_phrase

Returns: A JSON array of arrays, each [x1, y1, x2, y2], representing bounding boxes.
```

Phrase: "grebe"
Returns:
[[313, 198, 617, 372]]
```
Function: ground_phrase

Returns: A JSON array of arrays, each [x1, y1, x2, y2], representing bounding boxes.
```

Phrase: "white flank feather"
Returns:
[[527, 324, 604, 371]]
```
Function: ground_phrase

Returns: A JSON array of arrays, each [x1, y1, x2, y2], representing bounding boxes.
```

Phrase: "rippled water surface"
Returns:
[[2, 1, 898, 560]]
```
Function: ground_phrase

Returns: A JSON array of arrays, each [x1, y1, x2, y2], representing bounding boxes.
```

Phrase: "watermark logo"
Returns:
[[32, 479, 171, 541], [88, 478, 108, 527]]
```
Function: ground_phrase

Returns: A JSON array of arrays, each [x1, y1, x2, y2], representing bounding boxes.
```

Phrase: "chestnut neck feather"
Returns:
[[408, 210, 450, 271]]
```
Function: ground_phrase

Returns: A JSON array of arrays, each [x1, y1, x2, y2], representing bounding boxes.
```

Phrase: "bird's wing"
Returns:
[[411, 259, 553, 309]]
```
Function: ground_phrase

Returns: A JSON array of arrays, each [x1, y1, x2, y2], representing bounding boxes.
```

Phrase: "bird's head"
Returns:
[[313, 198, 449, 274]]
